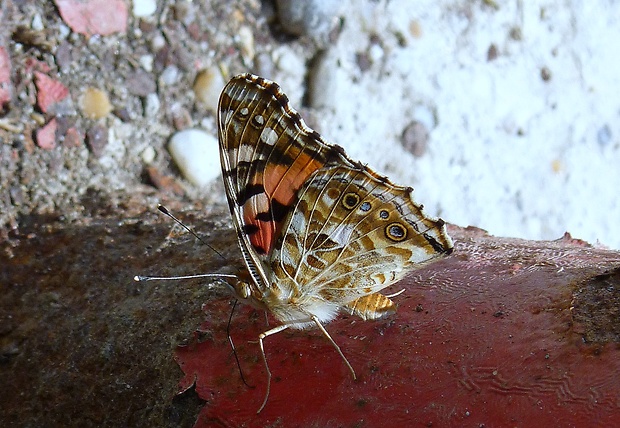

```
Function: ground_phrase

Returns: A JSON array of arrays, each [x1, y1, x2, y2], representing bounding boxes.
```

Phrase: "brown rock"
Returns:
[[62, 127, 82, 148], [125, 70, 157, 97], [401, 120, 429, 157], [146, 166, 185, 195], [86, 124, 108, 157]]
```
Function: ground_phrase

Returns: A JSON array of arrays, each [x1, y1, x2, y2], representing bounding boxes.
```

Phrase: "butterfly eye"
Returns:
[[342, 192, 360, 210], [385, 222, 408, 242], [235, 281, 252, 299]]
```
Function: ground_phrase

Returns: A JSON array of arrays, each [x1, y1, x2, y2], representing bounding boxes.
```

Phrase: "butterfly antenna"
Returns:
[[157, 204, 226, 261], [134, 273, 238, 282], [227, 299, 254, 389]]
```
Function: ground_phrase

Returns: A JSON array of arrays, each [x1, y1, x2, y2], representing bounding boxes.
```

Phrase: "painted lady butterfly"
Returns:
[[218, 74, 454, 412]]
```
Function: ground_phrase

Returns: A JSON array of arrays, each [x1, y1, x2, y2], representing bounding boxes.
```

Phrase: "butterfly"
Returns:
[[217, 73, 454, 413]]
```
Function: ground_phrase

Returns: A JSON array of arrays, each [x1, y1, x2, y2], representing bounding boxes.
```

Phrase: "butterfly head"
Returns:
[[222, 269, 269, 311]]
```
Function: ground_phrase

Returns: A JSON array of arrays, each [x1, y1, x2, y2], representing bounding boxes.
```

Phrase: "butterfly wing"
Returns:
[[219, 73, 453, 318], [218, 74, 350, 288], [270, 163, 453, 311]]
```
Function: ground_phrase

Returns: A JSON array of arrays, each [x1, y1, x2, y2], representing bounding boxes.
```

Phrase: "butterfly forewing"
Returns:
[[218, 74, 354, 289]]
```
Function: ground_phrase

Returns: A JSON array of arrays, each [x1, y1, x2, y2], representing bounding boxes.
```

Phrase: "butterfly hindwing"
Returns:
[[270, 164, 453, 310]]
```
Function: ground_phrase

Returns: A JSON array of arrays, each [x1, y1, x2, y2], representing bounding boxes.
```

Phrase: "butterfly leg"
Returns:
[[311, 315, 357, 381], [257, 323, 289, 414], [227, 300, 254, 388]]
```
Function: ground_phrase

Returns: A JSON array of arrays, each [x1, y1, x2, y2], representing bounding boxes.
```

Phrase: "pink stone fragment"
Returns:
[[36, 119, 58, 150], [54, 0, 128, 36], [24, 58, 51, 74], [0, 46, 11, 109], [34, 72, 70, 114]]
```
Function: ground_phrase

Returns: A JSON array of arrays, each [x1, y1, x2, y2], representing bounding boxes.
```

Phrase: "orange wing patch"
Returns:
[[244, 152, 327, 254]]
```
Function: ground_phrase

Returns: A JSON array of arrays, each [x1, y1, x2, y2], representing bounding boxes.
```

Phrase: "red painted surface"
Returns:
[[176, 231, 620, 427]]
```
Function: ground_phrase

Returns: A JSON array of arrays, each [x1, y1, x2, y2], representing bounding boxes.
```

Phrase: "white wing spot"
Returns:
[[222, 109, 234, 126], [261, 127, 278, 146], [247, 192, 269, 213], [235, 144, 257, 163], [254, 115, 265, 126], [331, 224, 354, 246], [239, 107, 249, 116]]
